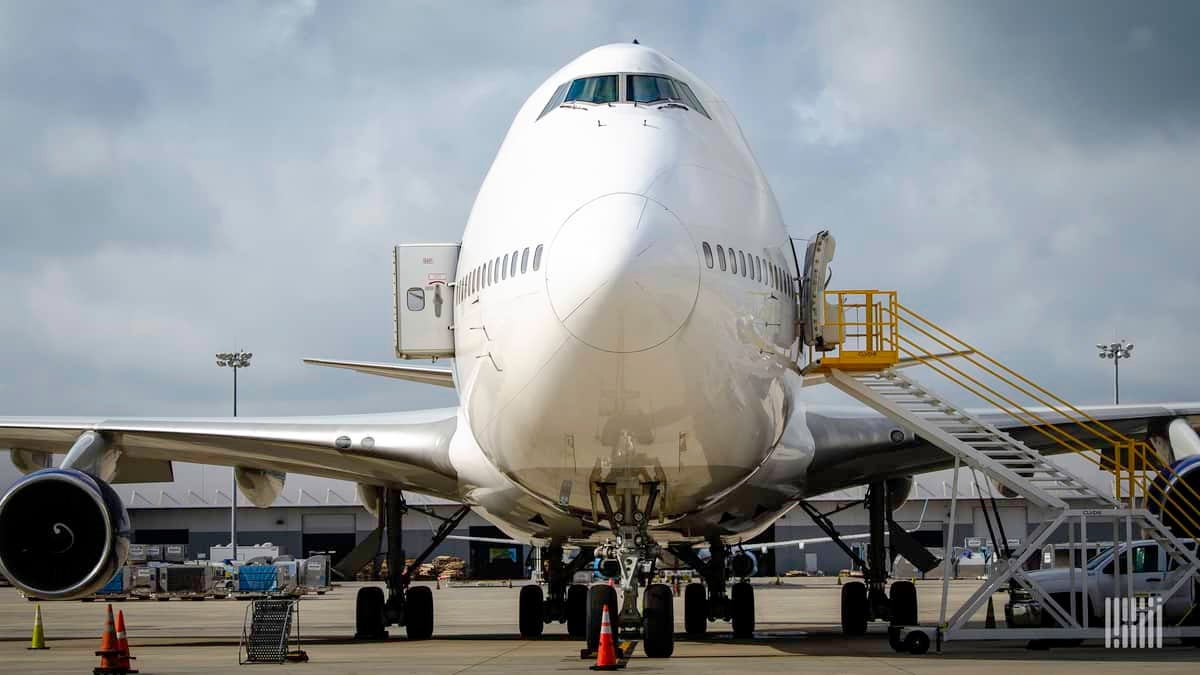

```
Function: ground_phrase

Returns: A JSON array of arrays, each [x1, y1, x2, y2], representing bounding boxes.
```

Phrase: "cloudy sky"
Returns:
[[1, 0, 1197, 434]]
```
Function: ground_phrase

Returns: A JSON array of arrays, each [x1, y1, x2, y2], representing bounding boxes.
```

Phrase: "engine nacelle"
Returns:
[[234, 467, 286, 508], [729, 551, 758, 579], [1149, 455, 1200, 536], [885, 476, 913, 510], [0, 468, 130, 599]]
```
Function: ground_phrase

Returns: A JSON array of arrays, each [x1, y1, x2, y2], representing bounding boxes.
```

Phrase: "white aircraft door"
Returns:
[[798, 230, 839, 351], [394, 243, 459, 359]]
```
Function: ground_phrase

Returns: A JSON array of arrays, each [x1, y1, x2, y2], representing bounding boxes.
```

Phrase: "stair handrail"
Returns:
[[896, 303, 1200, 538]]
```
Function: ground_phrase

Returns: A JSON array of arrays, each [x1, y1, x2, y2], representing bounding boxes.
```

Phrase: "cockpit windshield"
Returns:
[[628, 75, 710, 118], [627, 75, 679, 103], [565, 75, 618, 104], [537, 72, 710, 121]]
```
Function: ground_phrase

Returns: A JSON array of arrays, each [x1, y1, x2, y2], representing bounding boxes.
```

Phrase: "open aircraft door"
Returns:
[[394, 243, 459, 359], [798, 230, 840, 351]]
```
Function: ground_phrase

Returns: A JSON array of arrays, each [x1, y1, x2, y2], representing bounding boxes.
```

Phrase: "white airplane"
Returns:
[[2, 43, 1200, 658]]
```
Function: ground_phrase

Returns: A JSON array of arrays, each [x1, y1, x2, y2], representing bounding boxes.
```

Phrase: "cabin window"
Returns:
[[502, 254, 509, 280], [521, 247, 530, 273], [494, 257, 501, 284], [702, 242, 713, 269], [739, 250, 747, 277], [728, 246, 737, 274], [533, 244, 544, 271], [565, 75, 618, 104], [756, 256, 763, 283], [485, 262, 491, 287], [716, 245, 727, 271], [406, 287, 425, 311], [537, 81, 570, 120], [510, 251, 518, 277]]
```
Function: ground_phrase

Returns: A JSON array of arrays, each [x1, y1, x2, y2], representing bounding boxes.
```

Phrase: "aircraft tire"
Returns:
[[567, 584, 588, 637], [731, 582, 755, 638], [519, 584, 544, 638], [354, 586, 386, 639], [841, 581, 868, 635], [889, 580, 918, 625], [643, 583, 675, 657], [587, 584, 620, 653], [405, 586, 434, 640], [684, 583, 707, 637]]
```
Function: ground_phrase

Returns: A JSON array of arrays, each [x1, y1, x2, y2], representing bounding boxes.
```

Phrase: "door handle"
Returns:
[[1145, 578, 1161, 583]]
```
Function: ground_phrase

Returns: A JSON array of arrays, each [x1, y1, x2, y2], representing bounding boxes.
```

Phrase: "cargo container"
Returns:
[[299, 555, 331, 590], [237, 565, 277, 593], [145, 545, 163, 562], [272, 560, 298, 594], [158, 565, 208, 594], [164, 544, 188, 564], [97, 568, 131, 595], [127, 544, 148, 565], [129, 566, 159, 594]]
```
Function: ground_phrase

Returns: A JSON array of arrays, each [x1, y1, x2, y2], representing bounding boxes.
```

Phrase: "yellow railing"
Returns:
[[804, 287, 1200, 538], [806, 290, 899, 372], [892, 302, 1200, 539]]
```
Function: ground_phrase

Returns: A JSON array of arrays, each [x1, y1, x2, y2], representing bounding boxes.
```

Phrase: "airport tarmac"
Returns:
[[1, 578, 1196, 673]]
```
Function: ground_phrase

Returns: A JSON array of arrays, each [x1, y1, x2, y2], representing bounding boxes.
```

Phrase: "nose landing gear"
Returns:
[[590, 480, 675, 658]]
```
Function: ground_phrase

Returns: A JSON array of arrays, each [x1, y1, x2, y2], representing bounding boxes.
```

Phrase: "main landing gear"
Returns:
[[518, 543, 595, 639], [670, 536, 756, 640], [801, 481, 932, 636], [354, 488, 469, 641]]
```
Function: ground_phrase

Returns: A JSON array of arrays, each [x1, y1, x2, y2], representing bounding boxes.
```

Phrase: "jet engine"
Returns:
[[234, 467, 286, 508], [0, 468, 130, 599], [1148, 419, 1200, 535], [885, 476, 914, 510]]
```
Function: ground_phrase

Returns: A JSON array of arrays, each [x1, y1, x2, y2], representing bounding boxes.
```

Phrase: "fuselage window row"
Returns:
[[456, 244, 545, 303], [700, 240, 796, 299]]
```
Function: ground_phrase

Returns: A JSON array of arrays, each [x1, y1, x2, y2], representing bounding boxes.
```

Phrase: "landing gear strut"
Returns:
[[354, 488, 469, 641], [670, 535, 756, 639], [801, 482, 920, 636]]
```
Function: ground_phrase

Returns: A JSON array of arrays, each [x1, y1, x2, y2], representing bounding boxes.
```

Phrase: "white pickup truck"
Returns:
[[1006, 539, 1199, 631]]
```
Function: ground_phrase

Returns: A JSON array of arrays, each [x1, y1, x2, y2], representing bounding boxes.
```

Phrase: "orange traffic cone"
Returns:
[[93, 604, 123, 674], [115, 610, 138, 674], [590, 604, 620, 671]]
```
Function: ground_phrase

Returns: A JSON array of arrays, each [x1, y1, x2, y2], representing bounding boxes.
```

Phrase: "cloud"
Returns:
[[0, 0, 1196, 433]]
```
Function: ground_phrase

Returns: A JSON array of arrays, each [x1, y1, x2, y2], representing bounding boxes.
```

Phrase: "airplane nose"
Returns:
[[547, 193, 699, 353]]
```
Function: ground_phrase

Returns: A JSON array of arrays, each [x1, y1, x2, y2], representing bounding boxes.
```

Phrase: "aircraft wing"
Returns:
[[803, 402, 1200, 495], [0, 408, 462, 499], [303, 358, 455, 388]]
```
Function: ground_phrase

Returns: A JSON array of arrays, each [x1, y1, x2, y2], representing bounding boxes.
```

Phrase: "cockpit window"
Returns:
[[627, 75, 711, 119], [565, 75, 618, 104], [627, 75, 679, 103], [537, 82, 570, 120], [674, 81, 710, 118]]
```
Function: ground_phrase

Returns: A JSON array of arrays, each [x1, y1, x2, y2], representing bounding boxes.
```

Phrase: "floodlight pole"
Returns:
[[1096, 340, 1133, 405], [216, 350, 252, 562]]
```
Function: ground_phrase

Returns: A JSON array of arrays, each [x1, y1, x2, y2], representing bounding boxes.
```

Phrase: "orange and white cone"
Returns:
[[590, 604, 620, 671], [115, 610, 138, 674], [93, 604, 122, 674]]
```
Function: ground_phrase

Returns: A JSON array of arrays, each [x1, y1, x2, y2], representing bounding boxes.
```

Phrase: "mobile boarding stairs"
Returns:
[[794, 234, 1200, 648]]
